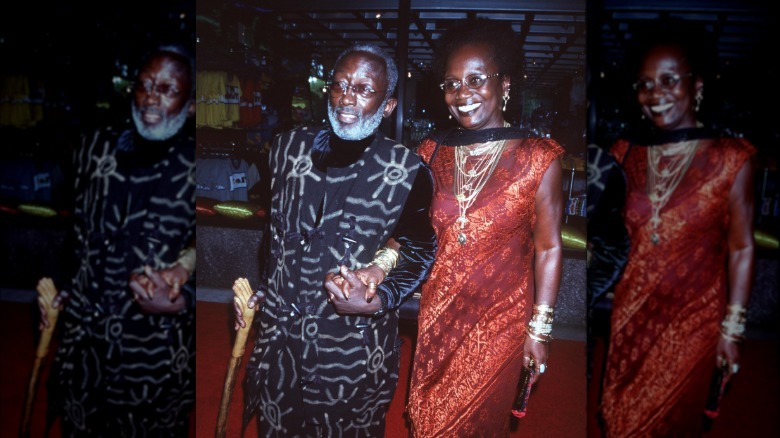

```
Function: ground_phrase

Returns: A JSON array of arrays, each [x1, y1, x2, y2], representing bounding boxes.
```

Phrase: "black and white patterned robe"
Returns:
[[47, 126, 196, 437], [245, 126, 436, 437]]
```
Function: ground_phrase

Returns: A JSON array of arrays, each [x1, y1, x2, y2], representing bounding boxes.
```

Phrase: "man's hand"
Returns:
[[129, 266, 186, 314], [37, 278, 66, 331], [234, 278, 265, 330]]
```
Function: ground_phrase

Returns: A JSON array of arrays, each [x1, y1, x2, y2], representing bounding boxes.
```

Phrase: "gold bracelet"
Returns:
[[533, 304, 555, 314], [370, 247, 400, 276], [176, 246, 196, 275], [527, 331, 553, 344]]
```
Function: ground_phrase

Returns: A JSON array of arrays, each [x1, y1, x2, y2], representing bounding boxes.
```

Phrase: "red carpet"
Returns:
[[1, 299, 585, 436], [195, 300, 586, 437], [0, 300, 196, 437], [588, 332, 780, 437]]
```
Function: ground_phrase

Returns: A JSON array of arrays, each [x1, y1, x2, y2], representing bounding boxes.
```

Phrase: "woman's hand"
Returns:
[[522, 335, 550, 385], [158, 264, 190, 301], [355, 265, 386, 302], [717, 336, 741, 383]]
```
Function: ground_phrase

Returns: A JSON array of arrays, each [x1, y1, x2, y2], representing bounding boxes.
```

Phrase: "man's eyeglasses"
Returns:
[[632, 73, 693, 92], [326, 82, 384, 100], [134, 80, 182, 98], [440, 73, 500, 94]]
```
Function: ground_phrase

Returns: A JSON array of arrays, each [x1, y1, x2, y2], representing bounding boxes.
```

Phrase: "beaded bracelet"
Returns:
[[527, 303, 555, 344], [720, 304, 746, 343]]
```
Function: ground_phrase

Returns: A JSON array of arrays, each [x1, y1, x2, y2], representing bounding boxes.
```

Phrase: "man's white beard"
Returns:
[[327, 99, 386, 141], [132, 100, 190, 141]]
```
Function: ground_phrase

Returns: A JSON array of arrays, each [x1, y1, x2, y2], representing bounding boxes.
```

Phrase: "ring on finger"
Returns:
[[731, 363, 740, 374], [539, 363, 547, 374], [367, 282, 377, 289]]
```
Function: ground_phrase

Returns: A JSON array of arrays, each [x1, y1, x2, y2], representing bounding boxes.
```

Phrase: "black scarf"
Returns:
[[625, 126, 721, 146], [427, 126, 543, 165]]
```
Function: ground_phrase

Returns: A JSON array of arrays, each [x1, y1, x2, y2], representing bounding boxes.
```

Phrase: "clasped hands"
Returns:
[[38, 264, 189, 329], [233, 264, 386, 330], [323, 265, 386, 315], [128, 264, 189, 314]]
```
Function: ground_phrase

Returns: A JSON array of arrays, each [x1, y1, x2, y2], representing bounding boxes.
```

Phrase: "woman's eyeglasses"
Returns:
[[440, 73, 500, 94], [326, 82, 384, 100], [632, 73, 693, 92]]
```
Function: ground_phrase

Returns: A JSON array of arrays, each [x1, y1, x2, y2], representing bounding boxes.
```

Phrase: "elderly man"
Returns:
[[235, 43, 436, 436], [41, 44, 197, 436]]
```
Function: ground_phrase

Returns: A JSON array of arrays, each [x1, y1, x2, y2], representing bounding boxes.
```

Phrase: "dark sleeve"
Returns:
[[374, 162, 437, 314], [586, 146, 630, 305], [180, 271, 197, 313]]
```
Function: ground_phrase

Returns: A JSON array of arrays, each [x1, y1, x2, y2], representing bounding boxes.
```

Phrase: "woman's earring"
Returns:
[[695, 89, 703, 112], [502, 91, 510, 112]]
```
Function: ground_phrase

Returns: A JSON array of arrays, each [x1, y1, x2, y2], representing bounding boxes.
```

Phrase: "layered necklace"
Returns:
[[453, 121, 510, 245], [646, 139, 699, 245]]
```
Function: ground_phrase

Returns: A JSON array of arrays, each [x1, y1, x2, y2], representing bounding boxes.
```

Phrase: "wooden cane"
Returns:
[[215, 277, 258, 438], [20, 277, 60, 437]]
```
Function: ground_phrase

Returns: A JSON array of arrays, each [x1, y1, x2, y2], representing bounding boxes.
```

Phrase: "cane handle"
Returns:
[[232, 277, 256, 358], [36, 277, 60, 358]]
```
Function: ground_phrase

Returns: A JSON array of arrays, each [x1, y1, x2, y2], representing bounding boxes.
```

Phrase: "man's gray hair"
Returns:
[[332, 44, 398, 97]]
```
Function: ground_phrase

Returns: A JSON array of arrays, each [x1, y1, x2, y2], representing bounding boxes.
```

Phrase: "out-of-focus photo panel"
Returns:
[[0, 2, 197, 436], [586, 1, 779, 436]]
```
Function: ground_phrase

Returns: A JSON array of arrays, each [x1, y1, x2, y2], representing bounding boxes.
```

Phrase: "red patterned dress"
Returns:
[[600, 137, 756, 436], [407, 136, 563, 437]]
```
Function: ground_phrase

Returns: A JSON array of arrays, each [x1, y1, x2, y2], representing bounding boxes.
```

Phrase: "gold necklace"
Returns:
[[646, 139, 699, 244], [453, 121, 510, 245]]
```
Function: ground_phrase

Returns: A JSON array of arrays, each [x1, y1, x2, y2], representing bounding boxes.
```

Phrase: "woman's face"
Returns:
[[636, 44, 702, 131], [443, 43, 509, 131]]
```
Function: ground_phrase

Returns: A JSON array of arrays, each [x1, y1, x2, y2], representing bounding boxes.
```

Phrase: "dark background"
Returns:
[[0, 1, 196, 289]]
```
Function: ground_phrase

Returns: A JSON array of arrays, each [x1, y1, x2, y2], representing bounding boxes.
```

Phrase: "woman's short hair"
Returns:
[[626, 19, 717, 80], [433, 18, 522, 79]]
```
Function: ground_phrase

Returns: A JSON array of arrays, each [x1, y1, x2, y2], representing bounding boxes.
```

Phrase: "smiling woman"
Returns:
[[406, 18, 567, 437], [597, 22, 758, 437]]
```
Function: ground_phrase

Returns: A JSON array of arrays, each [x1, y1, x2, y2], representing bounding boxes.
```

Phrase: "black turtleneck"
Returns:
[[312, 132, 376, 171], [117, 129, 187, 169]]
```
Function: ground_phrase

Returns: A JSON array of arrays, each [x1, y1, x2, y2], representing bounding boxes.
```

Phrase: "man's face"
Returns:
[[327, 51, 397, 141], [131, 53, 193, 141]]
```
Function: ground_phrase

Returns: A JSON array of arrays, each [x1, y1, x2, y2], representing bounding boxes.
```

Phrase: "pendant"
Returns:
[[651, 233, 660, 245], [458, 232, 467, 245]]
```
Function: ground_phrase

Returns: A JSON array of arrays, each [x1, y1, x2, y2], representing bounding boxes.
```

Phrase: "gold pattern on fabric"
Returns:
[[600, 137, 756, 437], [408, 136, 564, 437]]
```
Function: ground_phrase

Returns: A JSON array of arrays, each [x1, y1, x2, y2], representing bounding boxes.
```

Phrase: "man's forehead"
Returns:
[[334, 51, 386, 75], [142, 53, 189, 73]]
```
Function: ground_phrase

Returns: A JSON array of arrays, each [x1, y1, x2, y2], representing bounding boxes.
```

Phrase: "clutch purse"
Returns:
[[511, 359, 535, 418], [702, 362, 729, 431]]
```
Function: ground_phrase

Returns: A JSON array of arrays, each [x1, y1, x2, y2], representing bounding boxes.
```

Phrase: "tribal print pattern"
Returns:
[[49, 127, 196, 437], [246, 126, 421, 436]]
